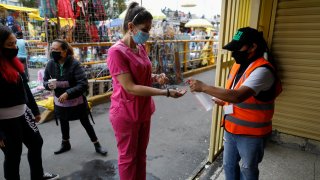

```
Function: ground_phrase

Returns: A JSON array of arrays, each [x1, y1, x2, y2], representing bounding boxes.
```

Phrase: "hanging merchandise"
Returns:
[[73, 20, 90, 42], [72, 0, 86, 20], [7, 16, 21, 34], [87, 0, 97, 22], [60, 25, 73, 42], [85, 0, 107, 22], [58, 0, 74, 19], [7, 15, 13, 23], [88, 22, 99, 42], [28, 22, 36, 38], [0, 8, 8, 25], [98, 23, 108, 42], [149, 40, 160, 73], [7, 16, 14, 26], [40, 0, 57, 18], [42, 21, 58, 42], [200, 38, 214, 66], [11, 11, 20, 20], [92, 0, 107, 21], [0, 17, 5, 25], [50, 18, 74, 27], [71, 0, 107, 42], [72, 0, 89, 42]]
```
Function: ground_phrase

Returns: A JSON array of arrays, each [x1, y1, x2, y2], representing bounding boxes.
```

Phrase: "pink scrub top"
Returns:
[[107, 41, 155, 122]]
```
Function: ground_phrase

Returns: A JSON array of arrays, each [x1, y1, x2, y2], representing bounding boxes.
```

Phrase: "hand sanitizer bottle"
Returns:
[[194, 92, 213, 111]]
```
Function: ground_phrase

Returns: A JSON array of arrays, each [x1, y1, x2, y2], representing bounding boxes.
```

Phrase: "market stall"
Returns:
[[0, 3, 38, 38], [185, 18, 215, 66], [0, 3, 218, 122]]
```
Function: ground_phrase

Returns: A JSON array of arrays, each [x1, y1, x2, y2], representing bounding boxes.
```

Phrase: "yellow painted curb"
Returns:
[[88, 92, 113, 106]]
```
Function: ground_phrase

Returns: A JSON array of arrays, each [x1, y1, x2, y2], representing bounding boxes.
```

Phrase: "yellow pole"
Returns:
[[183, 42, 188, 72], [209, 40, 214, 64], [145, 42, 150, 54]]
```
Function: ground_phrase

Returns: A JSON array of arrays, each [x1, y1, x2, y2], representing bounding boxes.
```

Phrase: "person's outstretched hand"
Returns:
[[168, 88, 187, 98]]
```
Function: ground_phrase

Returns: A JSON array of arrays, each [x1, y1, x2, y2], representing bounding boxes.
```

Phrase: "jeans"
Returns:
[[223, 130, 265, 180]]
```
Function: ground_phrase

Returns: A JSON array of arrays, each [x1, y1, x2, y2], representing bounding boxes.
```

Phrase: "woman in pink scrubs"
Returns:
[[107, 2, 186, 180]]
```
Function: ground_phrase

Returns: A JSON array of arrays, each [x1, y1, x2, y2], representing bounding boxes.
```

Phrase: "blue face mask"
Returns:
[[132, 30, 150, 44]]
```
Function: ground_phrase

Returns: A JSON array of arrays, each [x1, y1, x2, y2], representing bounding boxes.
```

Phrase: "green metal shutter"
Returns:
[[271, 0, 320, 140]]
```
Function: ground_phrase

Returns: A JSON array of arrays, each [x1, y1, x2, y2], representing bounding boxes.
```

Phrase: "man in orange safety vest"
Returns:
[[188, 27, 282, 180]]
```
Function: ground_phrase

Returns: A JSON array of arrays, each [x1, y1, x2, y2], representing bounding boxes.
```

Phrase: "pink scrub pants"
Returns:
[[110, 118, 151, 180]]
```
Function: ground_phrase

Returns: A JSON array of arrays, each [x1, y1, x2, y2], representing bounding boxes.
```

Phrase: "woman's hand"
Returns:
[[156, 73, 169, 85], [48, 83, 56, 90], [58, 92, 68, 103], [34, 115, 41, 123], [168, 88, 187, 98]]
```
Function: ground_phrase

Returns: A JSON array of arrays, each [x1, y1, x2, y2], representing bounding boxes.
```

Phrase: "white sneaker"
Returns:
[[43, 172, 59, 180]]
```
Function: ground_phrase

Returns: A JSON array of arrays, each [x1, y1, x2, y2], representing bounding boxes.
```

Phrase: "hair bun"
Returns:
[[128, 2, 139, 9]]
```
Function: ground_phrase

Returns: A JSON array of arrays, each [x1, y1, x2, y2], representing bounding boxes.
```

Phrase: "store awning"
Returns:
[[185, 19, 213, 28], [28, 12, 74, 27], [28, 12, 44, 21], [181, 0, 197, 7], [50, 18, 74, 27], [0, 3, 38, 12]]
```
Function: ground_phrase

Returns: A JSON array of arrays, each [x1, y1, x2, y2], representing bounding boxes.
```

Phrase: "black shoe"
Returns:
[[94, 142, 107, 156], [43, 172, 59, 180], [54, 140, 71, 155]]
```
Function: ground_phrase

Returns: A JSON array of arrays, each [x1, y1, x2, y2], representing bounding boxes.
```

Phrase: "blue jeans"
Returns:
[[223, 130, 265, 180]]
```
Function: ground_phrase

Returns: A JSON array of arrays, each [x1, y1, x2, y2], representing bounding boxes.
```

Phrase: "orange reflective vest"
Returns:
[[222, 57, 278, 136]]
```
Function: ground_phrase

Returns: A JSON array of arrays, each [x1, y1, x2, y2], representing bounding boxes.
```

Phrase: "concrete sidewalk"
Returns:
[[3, 68, 319, 180], [197, 140, 320, 180]]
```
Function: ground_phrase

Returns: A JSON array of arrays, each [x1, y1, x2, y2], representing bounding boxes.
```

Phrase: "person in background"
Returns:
[[0, 24, 59, 180], [188, 27, 282, 180], [107, 2, 186, 180], [43, 39, 107, 156], [16, 31, 29, 81]]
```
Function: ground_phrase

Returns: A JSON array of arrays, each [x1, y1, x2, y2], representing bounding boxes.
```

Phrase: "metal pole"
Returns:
[[44, 16, 50, 60], [141, 0, 142, 6]]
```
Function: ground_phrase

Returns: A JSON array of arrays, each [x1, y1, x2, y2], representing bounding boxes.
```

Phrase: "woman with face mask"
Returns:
[[107, 2, 187, 180], [0, 25, 59, 180], [43, 39, 107, 156]]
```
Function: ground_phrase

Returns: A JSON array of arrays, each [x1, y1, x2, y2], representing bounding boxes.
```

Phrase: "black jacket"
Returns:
[[0, 72, 40, 139], [0, 72, 40, 116], [43, 56, 88, 99]]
